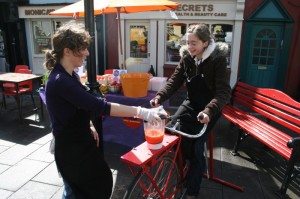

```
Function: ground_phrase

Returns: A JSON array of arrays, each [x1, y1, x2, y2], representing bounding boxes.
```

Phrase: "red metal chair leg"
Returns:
[[204, 131, 244, 192]]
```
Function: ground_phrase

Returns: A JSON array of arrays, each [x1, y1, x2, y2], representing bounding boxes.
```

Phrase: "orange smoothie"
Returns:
[[145, 129, 164, 144]]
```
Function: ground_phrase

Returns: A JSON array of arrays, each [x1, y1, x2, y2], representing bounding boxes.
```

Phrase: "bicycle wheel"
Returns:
[[123, 155, 180, 199]]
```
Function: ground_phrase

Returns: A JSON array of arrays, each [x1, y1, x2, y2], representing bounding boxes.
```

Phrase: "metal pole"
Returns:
[[116, 8, 125, 69], [84, 0, 99, 93], [84, 0, 104, 153]]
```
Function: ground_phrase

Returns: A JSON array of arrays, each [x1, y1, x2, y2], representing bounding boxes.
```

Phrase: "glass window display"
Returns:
[[32, 20, 52, 54], [31, 20, 76, 55], [129, 25, 148, 58], [166, 23, 187, 62]]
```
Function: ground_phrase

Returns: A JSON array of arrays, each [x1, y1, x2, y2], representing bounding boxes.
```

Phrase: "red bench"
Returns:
[[222, 81, 300, 198]]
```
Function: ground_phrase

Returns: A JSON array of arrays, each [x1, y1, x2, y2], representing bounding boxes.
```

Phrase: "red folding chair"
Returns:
[[2, 65, 30, 89], [2, 68, 36, 116]]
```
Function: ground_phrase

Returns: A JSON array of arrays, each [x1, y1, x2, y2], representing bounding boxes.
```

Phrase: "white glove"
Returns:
[[137, 107, 161, 124]]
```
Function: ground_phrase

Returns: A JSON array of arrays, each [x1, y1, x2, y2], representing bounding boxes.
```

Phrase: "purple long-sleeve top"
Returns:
[[45, 64, 111, 136]]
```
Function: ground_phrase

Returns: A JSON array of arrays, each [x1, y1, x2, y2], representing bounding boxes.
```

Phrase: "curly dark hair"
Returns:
[[43, 20, 92, 71]]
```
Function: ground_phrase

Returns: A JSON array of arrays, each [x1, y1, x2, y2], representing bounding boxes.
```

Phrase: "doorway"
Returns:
[[125, 22, 150, 73], [239, 0, 292, 89], [241, 23, 284, 88]]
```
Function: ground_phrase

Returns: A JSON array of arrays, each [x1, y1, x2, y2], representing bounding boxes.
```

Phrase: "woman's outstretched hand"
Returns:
[[137, 107, 166, 124]]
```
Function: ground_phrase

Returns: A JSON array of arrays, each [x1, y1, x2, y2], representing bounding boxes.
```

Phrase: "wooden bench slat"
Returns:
[[226, 107, 291, 157], [235, 86, 300, 116], [237, 81, 300, 110], [223, 106, 292, 141], [234, 98, 300, 134], [234, 88, 300, 126], [223, 106, 292, 159]]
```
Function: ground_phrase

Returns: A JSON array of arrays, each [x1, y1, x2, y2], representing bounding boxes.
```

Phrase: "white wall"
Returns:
[[30, 0, 78, 4]]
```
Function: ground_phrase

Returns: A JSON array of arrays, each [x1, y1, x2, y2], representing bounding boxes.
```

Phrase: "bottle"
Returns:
[[148, 65, 156, 77]]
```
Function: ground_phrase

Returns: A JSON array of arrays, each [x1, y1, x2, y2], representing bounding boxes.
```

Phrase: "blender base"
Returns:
[[147, 142, 162, 150]]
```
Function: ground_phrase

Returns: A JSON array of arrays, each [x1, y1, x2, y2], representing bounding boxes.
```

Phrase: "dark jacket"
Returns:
[[156, 41, 231, 118]]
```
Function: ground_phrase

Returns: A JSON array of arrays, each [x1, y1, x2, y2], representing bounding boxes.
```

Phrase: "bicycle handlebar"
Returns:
[[161, 113, 208, 139]]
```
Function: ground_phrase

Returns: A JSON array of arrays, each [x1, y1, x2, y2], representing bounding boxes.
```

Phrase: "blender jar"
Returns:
[[143, 106, 166, 150]]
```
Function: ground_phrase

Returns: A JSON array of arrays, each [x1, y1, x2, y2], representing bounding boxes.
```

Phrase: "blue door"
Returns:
[[244, 24, 283, 88]]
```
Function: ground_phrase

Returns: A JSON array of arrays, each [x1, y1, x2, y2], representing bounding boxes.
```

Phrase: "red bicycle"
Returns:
[[121, 114, 208, 199]]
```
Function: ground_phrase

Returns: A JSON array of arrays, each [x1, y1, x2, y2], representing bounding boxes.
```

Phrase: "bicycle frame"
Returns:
[[121, 119, 208, 199], [121, 134, 181, 198]]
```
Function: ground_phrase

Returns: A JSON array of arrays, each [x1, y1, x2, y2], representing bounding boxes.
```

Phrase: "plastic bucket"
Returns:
[[120, 73, 150, 97]]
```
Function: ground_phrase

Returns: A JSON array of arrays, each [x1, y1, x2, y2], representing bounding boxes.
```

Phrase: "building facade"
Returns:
[[7, 0, 300, 99]]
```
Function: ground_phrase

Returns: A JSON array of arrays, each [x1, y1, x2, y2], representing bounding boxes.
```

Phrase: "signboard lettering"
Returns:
[[24, 9, 55, 16], [175, 3, 228, 18]]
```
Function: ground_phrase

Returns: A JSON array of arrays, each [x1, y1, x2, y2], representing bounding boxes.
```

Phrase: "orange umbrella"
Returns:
[[50, 0, 180, 16], [50, 0, 180, 68]]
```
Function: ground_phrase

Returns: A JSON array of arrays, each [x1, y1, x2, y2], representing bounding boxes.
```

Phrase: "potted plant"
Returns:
[[39, 72, 50, 93]]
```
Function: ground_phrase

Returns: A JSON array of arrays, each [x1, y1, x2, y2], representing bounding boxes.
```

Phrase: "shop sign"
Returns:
[[174, 2, 236, 20], [18, 6, 66, 18], [35, 36, 51, 47]]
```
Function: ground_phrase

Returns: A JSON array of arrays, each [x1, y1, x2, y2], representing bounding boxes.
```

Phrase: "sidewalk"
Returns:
[[0, 94, 299, 199]]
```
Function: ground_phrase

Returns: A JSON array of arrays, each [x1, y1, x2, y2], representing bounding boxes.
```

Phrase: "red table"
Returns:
[[0, 72, 42, 120]]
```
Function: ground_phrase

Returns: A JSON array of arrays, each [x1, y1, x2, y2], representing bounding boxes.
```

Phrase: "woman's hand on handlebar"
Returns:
[[197, 112, 210, 123], [150, 97, 161, 108]]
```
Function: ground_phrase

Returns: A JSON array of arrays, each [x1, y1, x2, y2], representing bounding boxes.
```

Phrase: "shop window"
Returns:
[[211, 24, 233, 66], [166, 23, 187, 62], [32, 20, 52, 54], [129, 25, 148, 58], [165, 23, 233, 67]]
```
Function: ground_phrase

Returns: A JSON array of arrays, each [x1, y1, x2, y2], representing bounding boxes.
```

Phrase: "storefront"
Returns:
[[112, 0, 245, 87], [18, 1, 245, 86], [18, 5, 85, 75]]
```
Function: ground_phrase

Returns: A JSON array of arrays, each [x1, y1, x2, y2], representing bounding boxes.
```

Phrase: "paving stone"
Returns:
[[0, 140, 16, 148], [0, 189, 13, 199], [0, 159, 49, 191], [7, 181, 60, 199], [199, 187, 222, 199], [32, 162, 63, 186], [50, 186, 64, 199], [111, 173, 131, 199], [0, 164, 9, 174], [27, 141, 54, 163], [32, 133, 53, 145], [0, 143, 41, 165], [0, 145, 8, 154]]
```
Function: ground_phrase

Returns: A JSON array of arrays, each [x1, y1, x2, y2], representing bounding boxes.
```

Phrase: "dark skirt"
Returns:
[[54, 129, 113, 199]]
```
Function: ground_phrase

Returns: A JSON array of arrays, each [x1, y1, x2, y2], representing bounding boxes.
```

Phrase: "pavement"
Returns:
[[0, 91, 299, 199]]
